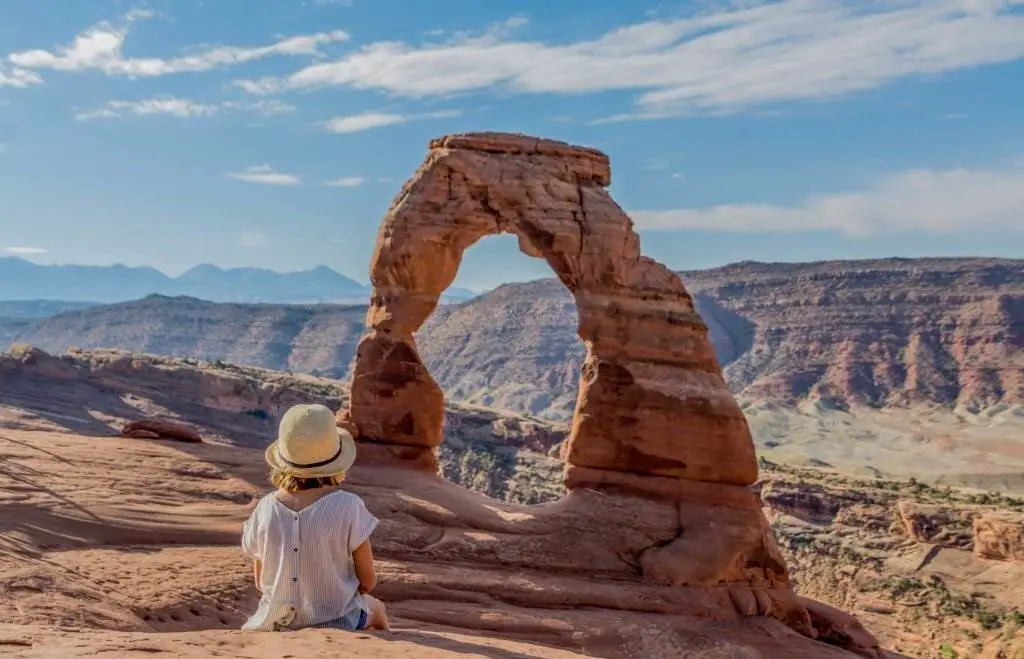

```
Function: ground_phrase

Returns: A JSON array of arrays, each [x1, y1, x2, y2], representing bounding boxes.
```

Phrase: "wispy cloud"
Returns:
[[325, 176, 366, 187], [323, 109, 460, 134], [9, 10, 348, 81], [75, 96, 296, 120], [3, 246, 47, 255], [630, 160, 1024, 236], [227, 165, 301, 186], [324, 112, 404, 133], [0, 66, 41, 88], [76, 97, 219, 120], [235, 1, 1024, 117], [233, 99, 296, 117]]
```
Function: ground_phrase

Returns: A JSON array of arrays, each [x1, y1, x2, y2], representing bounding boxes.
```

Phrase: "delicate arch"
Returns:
[[341, 133, 757, 494]]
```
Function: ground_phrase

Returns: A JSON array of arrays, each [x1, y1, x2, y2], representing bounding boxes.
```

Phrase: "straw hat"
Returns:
[[265, 404, 357, 478]]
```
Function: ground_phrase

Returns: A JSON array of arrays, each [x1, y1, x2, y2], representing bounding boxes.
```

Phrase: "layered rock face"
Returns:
[[339, 133, 869, 652]]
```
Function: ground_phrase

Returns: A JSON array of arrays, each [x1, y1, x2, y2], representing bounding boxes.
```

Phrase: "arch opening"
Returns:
[[417, 233, 582, 503]]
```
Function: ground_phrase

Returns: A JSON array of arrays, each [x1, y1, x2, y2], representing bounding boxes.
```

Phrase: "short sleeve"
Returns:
[[346, 496, 379, 553], [241, 508, 261, 558]]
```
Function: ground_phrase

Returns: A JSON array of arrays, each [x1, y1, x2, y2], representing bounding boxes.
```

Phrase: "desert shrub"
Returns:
[[975, 609, 1002, 630]]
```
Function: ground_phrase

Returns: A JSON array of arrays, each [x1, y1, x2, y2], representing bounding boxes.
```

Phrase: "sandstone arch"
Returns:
[[341, 132, 758, 493]]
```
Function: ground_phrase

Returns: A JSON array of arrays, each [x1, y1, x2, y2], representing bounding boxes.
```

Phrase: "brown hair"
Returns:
[[270, 469, 345, 493]]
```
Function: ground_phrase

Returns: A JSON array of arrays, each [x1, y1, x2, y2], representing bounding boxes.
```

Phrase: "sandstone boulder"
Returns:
[[121, 419, 202, 444], [800, 597, 882, 658], [973, 512, 1024, 562], [896, 501, 973, 548]]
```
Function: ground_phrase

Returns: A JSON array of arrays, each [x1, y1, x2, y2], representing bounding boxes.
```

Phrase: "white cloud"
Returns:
[[75, 96, 296, 120], [3, 246, 47, 255], [324, 112, 405, 133], [238, 231, 270, 248], [323, 109, 460, 133], [9, 11, 348, 80], [235, 1, 1024, 117], [325, 176, 366, 187], [227, 165, 301, 186], [233, 99, 296, 116], [0, 66, 42, 88], [629, 160, 1024, 236], [76, 97, 219, 120]]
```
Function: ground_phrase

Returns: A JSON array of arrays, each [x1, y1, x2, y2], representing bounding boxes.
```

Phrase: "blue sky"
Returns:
[[1, 0, 1022, 291]]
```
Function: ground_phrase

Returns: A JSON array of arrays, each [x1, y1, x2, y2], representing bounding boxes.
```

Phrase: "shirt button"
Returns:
[[292, 577, 298, 582], [293, 548, 298, 552]]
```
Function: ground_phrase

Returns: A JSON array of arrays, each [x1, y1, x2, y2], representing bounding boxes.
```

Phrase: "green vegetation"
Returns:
[[938, 642, 958, 659], [760, 458, 1024, 511], [771, 523, 884, 569], [437, 439, 563, 505], [868, 575, 1015, 632], [438, 441, 517, 501]]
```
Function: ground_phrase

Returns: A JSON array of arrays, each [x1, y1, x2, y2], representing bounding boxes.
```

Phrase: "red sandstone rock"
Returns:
[[123, 429, 161, 440], [801, 597, 882, 658], [121, 419, 202, 444], [896, 501, 973, 548], [343, 132, 757, 486], [973, 512, 1024, 562]]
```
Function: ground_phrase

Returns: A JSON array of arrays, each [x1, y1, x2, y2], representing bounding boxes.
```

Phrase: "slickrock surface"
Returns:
[[0, 409, 888, 658]]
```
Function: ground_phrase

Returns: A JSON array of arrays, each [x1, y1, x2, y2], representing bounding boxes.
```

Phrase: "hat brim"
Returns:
[[264, 430, 357, 478]]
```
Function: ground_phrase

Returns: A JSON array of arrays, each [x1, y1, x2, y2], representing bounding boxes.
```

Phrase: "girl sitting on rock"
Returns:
[[240, 403, 389, 632]]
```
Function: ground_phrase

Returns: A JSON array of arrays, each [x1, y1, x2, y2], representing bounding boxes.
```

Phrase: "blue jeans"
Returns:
[[308, 607, 368, 631]]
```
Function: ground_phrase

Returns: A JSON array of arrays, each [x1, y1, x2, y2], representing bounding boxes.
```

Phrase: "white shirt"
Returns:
[[240, 489, 378, 631]]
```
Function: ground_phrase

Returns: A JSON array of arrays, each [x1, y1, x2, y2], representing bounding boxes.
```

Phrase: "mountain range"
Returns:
[[0, 257, 477, 304], [9, 256, 1021, 415]]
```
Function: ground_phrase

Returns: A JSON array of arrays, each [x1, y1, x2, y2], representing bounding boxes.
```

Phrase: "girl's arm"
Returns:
[[353, 540, 377, 594], [253, 559, 263, 592]]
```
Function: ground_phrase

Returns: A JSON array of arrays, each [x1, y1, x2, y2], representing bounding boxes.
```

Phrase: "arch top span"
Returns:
[[342, 132, 758, 494]]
